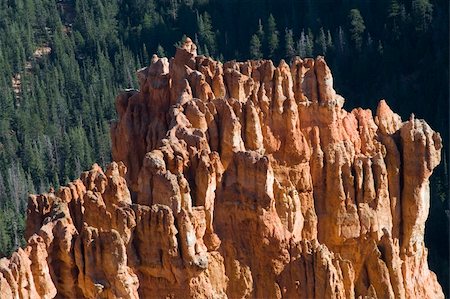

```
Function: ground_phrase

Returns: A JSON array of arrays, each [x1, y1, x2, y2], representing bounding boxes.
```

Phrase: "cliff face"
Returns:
[[0, 38, 444, 299]]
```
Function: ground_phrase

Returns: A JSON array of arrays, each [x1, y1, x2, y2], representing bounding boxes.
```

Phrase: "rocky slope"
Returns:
[[0, 38, 444, 298]]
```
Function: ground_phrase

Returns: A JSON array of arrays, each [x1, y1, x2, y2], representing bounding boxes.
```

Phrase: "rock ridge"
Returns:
[[0, 38, 444, 298]]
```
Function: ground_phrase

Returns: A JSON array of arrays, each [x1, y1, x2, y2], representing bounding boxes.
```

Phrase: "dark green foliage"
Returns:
[[157, 44, 166, 57], [284, 29, 295, 60], [348, 9, 366, 51], [249, 34, 263, 60], [0, 0, 447, 295], [316, 27, 327, 55], [412, 0, 433, 33], [197, 12, 217, 56], [266, 14, 279, 58], [0, 0, 140, 258]]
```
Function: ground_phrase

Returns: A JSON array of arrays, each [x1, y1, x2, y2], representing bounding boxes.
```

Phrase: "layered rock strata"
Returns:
[[0, 38, 444, 298]]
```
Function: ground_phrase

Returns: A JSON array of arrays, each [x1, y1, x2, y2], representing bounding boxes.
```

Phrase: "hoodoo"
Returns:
[[0, 39, 444, 298]]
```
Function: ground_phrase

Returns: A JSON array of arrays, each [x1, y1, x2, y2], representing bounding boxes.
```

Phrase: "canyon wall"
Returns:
[[0, 38, 444, 298]]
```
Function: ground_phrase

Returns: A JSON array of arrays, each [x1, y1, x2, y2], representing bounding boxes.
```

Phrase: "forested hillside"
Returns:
[[0, 0, 447, 293]]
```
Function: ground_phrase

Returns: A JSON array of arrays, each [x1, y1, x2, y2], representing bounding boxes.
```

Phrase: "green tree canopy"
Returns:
[[348, 9, 366, 51]]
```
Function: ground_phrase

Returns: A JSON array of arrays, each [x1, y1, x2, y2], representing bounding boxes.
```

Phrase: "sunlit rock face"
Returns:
[[0, 38, 444, 299]]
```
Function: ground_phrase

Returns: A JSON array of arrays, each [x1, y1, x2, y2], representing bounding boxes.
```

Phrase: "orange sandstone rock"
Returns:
[[0, 39, 444, 299]]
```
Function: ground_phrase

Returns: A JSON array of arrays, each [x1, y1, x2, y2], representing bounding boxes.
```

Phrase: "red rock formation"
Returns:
[[0, 38, 444, 298]]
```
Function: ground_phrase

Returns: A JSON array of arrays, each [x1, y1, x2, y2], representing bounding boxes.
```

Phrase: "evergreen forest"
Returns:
[[0, 0, 447, 294]]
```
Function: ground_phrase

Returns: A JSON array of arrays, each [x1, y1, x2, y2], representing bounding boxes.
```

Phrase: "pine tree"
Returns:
[[388, 0, 401, 19], [266, 14, 279, 58], [197, 12, 217, 56], [336, 26, 347, 54], [377, 40, 384, 55], [326, 30, 334, 51], [348, 9, 366, 51], [175, 35, 188, 48], [249, 34, 263, 59], [412, 0, 433, 33], [284, 28, 295, 60], [257, 19, 265, 43], [387, 0, 406, 40], [305, 30, 314, 57], [167, 0, 179, 21], [316, 27, 327, 54], [366, 33, 373, 49], [157, 44, 166, 57], [203, 45, 210, 57], [142, 43, 150, 65], [297, 30, 307, 57], [194, 34, 202, 55]]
